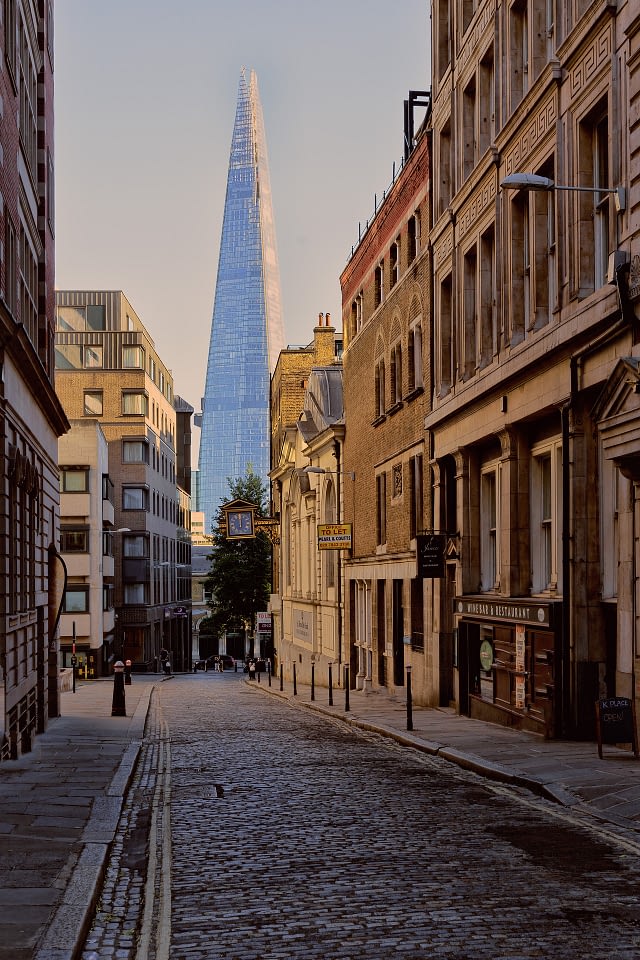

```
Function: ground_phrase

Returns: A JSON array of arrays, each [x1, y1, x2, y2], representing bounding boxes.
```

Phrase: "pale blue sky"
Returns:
[[55, 1, 430, 411]]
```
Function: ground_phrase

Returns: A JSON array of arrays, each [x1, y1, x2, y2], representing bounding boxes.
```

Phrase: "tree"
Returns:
[[202, 469, 271, 642]]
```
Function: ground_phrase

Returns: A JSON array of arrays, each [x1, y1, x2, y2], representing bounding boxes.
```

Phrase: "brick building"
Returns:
[[340, 115, 431, 698], [0, 1, 69, 759], [55, 291, 191, 674]]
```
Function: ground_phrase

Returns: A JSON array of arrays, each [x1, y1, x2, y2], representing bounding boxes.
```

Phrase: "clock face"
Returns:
[[227, 510, 253, 538]]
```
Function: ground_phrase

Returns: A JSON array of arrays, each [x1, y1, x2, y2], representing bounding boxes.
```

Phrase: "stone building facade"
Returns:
[[428, 0, 640, 737], [270, 317, 344, 684], [340, 123, 431, 699], [0, 1, 69, 760]]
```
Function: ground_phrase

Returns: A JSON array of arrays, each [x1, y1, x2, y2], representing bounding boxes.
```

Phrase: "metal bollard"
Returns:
[[344, 665, 350, 712], [293, 662, 297, 696], [124, 659, 132, 686], [406, 665, 413, 731], [267, 660, 272, 687], [311, 662, 315, 701], [328, 662, 333, 706], [279, 663, 283, 692], [111, 661, 126, 716]]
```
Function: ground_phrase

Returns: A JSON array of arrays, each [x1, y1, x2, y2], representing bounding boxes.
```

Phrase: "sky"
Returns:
[[54, 0, 431, 421]]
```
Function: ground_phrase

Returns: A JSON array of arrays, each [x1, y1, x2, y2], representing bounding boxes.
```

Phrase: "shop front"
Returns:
[[455, 597, 562, 737]]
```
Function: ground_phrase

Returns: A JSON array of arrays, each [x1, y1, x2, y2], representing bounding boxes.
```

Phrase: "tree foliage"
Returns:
[[203, 469, 271, 639]]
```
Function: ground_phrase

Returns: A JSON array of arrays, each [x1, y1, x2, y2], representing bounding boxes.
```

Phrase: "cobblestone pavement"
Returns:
[[81, 673, 640, 959]]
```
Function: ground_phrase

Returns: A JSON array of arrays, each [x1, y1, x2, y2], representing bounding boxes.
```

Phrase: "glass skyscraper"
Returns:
[[197, 68, 284, 529]]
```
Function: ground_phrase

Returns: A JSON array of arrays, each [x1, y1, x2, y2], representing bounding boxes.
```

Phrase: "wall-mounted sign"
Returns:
[[455, 597, 553, 627], [293, 608, 312, 643], [317, 524, 352, 550], [417, 534, 446, 578]]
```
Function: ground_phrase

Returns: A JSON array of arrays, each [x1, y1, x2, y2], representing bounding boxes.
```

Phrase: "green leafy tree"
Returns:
[[202, 469, 271, 641]]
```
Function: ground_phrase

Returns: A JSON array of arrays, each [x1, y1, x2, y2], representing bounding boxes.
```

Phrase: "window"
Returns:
[[122, 486, 148, 511], [122, 391, 148, 416], [103, 584, 114, 612], [509, 0, 528, 112], [409, 454, 424, 539], [47, 151, 55, 235], [122, 535, 147, 557], [4, 0, 17, 83], [408, 322, 423, 391], [84, 390, 103, 416], [60, 468, 89, 493], [375, 359, 386, 418], [463, 76, 476, 181], [83, 345, 103, 369], [481, 466, 499, 590], [376, 472, 387, 546], [19, 219, 38, 348], [63, 586, 89, 613], [18, 13, 37, 179], [478, 47, 494, 157], [577, 106, 611, 293], [436, 0, 451, 80], [122, 345, 144, 368], [479, 225, 496, 367], [463, 246, 477, 379], [530, 440, 562, 594], [510, 191, 530, 344], [350, 292, 363, 339], [86, 304, 106, 330], [439, 273, 454, 393], [390, 342, 402, 404], [390, 240, 399, 288], [122, 440, 148, 463], [4, 213, 17, 316], [61, 528, 89, 552], [407, 212, 420, 264], [438, 120, 452, 215], [374, 263, 384, 308], [124, 582, 147, 605]]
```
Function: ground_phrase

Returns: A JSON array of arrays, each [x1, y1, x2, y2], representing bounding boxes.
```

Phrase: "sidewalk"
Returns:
[[0, 676, 157, 960], [249, 672, 640, 836]]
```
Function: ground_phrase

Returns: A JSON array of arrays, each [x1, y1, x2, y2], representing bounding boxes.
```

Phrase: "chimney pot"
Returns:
[[325, 312, 331, 326]]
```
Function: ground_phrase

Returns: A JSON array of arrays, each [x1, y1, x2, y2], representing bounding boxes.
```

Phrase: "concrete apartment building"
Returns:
[[58, 421, 116, 678], [0, 1, 69, 760], [55, 291, 191, 674], [270, 316, 344, 683], [339, 114, 431, 699], [428, 0, 640, 737]]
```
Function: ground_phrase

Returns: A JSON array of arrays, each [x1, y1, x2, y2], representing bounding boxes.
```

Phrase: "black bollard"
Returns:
[[406, 665, 413, 731], [124, 659, 132, 686], [293, 662, 297, 696], [311, 662, 315, 701], [257, 665, 261, 683], [111, 661, 126, 716], [328, 662, 333, 706], [267, 660, 271, 687], [279, 663, 283, 691], [344, 665, 350, 712]]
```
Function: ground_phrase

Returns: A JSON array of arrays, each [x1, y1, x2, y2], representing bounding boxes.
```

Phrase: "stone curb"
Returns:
[[33, 684, 155, 960], [247, 679, 578, 814]]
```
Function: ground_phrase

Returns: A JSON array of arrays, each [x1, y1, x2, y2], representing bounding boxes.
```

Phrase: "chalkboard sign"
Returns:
[[595, 697, 639, 759]]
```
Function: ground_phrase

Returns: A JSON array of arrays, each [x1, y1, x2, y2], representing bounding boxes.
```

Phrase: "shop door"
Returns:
[[392, 579, 404, 686]]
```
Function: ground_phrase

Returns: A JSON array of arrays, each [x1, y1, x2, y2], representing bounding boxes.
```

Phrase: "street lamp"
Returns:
[[500, 172, 626, 213], [303, 465, 356, 480]]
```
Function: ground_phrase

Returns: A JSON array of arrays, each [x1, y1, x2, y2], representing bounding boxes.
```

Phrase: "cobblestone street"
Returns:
[[82, 673, 640, 959]]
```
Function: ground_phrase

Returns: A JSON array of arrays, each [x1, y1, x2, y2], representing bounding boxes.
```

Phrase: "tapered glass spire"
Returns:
[[197, 68, 284, 529]]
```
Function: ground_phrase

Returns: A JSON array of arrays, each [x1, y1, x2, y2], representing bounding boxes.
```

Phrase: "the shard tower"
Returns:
[[197, 68, 284, 529]]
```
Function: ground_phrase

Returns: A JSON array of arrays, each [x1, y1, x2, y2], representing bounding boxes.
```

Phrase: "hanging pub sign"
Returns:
[[416, 534, 446, 578]]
